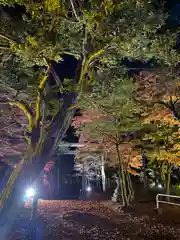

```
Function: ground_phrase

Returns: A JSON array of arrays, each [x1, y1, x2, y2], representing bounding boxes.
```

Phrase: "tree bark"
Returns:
[[126, 169, 134, 202], [112, 176, 123, 203], [166, 164, 172, 201], [0, 93, 77, 239], [160, 162, 166, 187], [57, 166, 60, 196], [0, 45, 103, 237], [101, 154, 106, 192], [115, 144, 129, 207]]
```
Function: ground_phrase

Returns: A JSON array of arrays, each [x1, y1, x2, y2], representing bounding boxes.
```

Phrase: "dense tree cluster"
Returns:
[[73, 69, 179, 205]]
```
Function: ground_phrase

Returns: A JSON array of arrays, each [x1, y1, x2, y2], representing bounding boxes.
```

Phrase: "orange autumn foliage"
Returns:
[[107, 143, 142, 175], [145, 108, 180, 125], [73, 110, 141, 175]]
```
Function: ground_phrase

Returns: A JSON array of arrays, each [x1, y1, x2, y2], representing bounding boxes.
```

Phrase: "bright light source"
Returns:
[[158, 183, 163, 189], [86, 186, 92, 192], [26, 188, 35, 198]]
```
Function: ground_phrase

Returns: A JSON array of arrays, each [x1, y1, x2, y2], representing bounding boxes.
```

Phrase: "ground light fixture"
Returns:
[[26, 188, 35, 198], [157, 183, 163, 189], [86, 186, 92, 192]]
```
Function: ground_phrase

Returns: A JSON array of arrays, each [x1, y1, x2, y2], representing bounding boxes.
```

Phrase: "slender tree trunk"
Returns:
[[126, 170, 134, 202], [160, 162, 166, 187], [57, 166, 60, 196], [121, 164, 129, 206], [101, 154, 106, 192], [115, 144, 129, 207], [0, 200, 22, 239], [166, 164, 172, 201], [30, 196, 39, 239], [80, 162, 86, 199], [118, 176, 124, 204], [140, 151, 146, 189]]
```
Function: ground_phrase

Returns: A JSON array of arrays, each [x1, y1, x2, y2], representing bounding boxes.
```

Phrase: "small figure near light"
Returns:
[[86, 186, 92, 192]]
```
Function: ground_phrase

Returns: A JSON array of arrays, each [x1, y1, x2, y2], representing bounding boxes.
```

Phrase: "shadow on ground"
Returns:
[[44, 210, 180, 240], [9, 201, 180, 240]]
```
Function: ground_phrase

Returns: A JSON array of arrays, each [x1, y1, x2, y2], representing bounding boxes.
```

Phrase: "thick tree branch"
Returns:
[[69, 0, 80, 21], [0, 33, 13, 42], [0, 46, 10, 50]]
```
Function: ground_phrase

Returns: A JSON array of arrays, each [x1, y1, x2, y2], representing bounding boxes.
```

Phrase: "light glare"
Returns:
[[86, 186, 92, 192], [158, 183, 163, 189], [26, 188, 35, 198]]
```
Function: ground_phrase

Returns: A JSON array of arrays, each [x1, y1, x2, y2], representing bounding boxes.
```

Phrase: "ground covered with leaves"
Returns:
[[9, 200, 180, 240]]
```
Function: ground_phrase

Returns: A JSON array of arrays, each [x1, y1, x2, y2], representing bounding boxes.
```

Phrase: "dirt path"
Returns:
[[9, 200, 180, 240]]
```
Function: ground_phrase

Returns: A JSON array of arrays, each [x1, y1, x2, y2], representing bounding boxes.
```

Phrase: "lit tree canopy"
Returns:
[[73, 79, 144, 173], [0, 0, 179, 235], [135, 70, 180, 120], [144, 110, 180, 166], [0, 0, 179, 162]]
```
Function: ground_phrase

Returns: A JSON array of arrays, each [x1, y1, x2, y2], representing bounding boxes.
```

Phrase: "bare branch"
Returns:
[[69, 0, 80, 21], [50, 65, 64, 94], [0, 46, 10, 50], [0, 34, 12, 42]]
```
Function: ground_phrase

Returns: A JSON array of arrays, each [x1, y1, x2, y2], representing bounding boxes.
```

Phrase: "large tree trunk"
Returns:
[[0, 93, 77, 239], [0, 45, 102, 237]]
